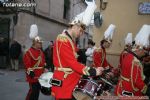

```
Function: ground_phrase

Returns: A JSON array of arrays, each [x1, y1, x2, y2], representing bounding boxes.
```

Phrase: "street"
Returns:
[[0, 69, 54, 100]]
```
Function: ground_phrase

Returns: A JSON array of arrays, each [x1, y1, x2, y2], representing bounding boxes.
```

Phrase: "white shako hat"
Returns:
[[103, 24, 116, 43], [29, 24, 42, 43], [69, 0, 97, 30], [125, 33, 132, 45], [134, 24, 150, 50]]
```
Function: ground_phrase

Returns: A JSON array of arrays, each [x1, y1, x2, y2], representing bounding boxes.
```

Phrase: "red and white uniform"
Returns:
[[115, 53, 147, 96], [23, 47, 46, 83], [52, 33, 88, 99], [93, 47, 112, 69], [118, 50, 128, 70]]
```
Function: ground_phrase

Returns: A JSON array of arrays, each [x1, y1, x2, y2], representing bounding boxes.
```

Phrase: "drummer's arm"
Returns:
[[60, 42, 103, 76], [23, 51, 35, 78], [83, 67, 104, 76], [23, 51, 31, 71]]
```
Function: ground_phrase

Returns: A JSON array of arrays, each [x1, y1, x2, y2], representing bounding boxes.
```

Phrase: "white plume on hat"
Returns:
[[125, 33, 132, 45], [134, 24, 150, 48], [71, 0, 97, 26], [104, 24, 116, 40], [29, 24, 38, 39]]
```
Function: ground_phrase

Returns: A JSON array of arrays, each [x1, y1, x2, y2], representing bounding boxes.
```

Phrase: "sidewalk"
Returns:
[[0, 69, 54, 100]]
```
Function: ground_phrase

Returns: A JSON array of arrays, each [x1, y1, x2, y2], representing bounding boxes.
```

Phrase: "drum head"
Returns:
[[38, 72, 53, 88]]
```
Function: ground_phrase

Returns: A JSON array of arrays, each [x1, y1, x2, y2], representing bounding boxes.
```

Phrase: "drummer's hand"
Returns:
[[28, 70, 35, 79], [96, 67, 104, 76], [106, 72, 114, 79]]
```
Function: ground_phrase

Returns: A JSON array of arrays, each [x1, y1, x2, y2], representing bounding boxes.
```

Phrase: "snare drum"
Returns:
[[73, 78, 104, 100], [38, 72, 53, 95]]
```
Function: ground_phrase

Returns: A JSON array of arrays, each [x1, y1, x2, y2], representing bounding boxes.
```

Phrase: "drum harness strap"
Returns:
[[55, 32, 76, 79], [27, 49, 44, 75]]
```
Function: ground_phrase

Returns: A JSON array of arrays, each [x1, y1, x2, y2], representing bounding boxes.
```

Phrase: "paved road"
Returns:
[[0, 69, 54, 100]]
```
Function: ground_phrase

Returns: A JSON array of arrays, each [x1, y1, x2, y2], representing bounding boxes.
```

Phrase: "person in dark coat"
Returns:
[[44, 41, 54, 72], [10, 40, 21, 71]]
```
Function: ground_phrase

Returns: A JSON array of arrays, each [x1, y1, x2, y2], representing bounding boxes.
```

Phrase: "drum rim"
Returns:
[[80, 79, 99, 87]]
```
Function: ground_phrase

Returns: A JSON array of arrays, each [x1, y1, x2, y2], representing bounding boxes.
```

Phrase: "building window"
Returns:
[[63, 0, 70, 19]]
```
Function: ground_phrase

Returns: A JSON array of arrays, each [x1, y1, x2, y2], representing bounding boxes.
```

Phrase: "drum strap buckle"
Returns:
[[50, 78, 62, 87], [122, 90, 134, 96]]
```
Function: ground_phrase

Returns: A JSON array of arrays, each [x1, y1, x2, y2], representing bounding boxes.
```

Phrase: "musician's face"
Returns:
[[34, 41, 42, 49], [137, 49, 147, 57], [72, 25, 84, 38], [103, 42, 111, 48]]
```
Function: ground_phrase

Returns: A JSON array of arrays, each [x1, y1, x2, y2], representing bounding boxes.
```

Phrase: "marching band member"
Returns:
[[93, 24, 118, 79], [115, 25, 150, 98], [23, 24, 46, 100], [143, 46, 150, 82], [51, 0, 104, 99], [119, 33, 133, 70]]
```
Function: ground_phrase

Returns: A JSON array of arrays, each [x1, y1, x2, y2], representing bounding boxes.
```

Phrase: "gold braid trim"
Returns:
[[93, 47, 104, 67], [120, 75, 130, 82], [101, 49, 105, 67], [131, 57, 139, 92], [27, 49, 42, 73], [117, 80, 122, 96], [94, 47, 101, 52], [57, 34, 68, 42], [57, 34, 77, 58], [56, 34, 76, 78], [141, 85, 148, 94], [82, 67, 90, 76], [138, 62, 145, 80], [28, 49, 42, 61]]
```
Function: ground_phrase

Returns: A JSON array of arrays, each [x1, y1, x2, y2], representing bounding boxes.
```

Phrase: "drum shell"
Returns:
[[73, 78, 103, 99]]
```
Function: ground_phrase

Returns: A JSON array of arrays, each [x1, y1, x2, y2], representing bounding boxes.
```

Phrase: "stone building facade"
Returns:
[[0, 0, 92, 68]]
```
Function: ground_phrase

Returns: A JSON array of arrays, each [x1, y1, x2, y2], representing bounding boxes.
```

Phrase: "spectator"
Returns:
[[44, 41, 54, 72], [85, 39, 96, 66], [10, 40, 21, 71]]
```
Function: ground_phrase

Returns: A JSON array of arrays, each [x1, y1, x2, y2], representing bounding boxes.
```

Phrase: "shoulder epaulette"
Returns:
[[133, 57, 143, 68], [57, 34, 69, 42], [95, 47, 102, 52]]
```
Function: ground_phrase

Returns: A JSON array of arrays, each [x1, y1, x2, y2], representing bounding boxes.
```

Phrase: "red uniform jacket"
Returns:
[[51, 33, 87, 99], [93, 47, 112, 69], [118, 50, 128, 70], [115, 53, 147, 96], [23, 47, 45, 83]]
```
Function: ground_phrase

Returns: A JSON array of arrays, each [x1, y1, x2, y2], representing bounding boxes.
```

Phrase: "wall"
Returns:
[[94, 0, 150, 67], [14, 13, 67, 50], [13, 0, 69, 50]]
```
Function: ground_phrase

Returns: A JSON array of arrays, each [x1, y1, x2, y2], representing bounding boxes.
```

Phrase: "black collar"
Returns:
[[64, 31, 73, 42]]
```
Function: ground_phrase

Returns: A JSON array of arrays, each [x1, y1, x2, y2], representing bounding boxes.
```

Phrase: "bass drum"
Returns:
[[38, 72, 53, 95]]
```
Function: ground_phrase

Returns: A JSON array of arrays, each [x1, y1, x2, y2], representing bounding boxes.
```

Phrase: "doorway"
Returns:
[[0, 18, 10, 68]]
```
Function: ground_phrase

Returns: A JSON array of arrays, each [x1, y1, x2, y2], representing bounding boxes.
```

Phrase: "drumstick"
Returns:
[[100, 77, 113, 87]]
